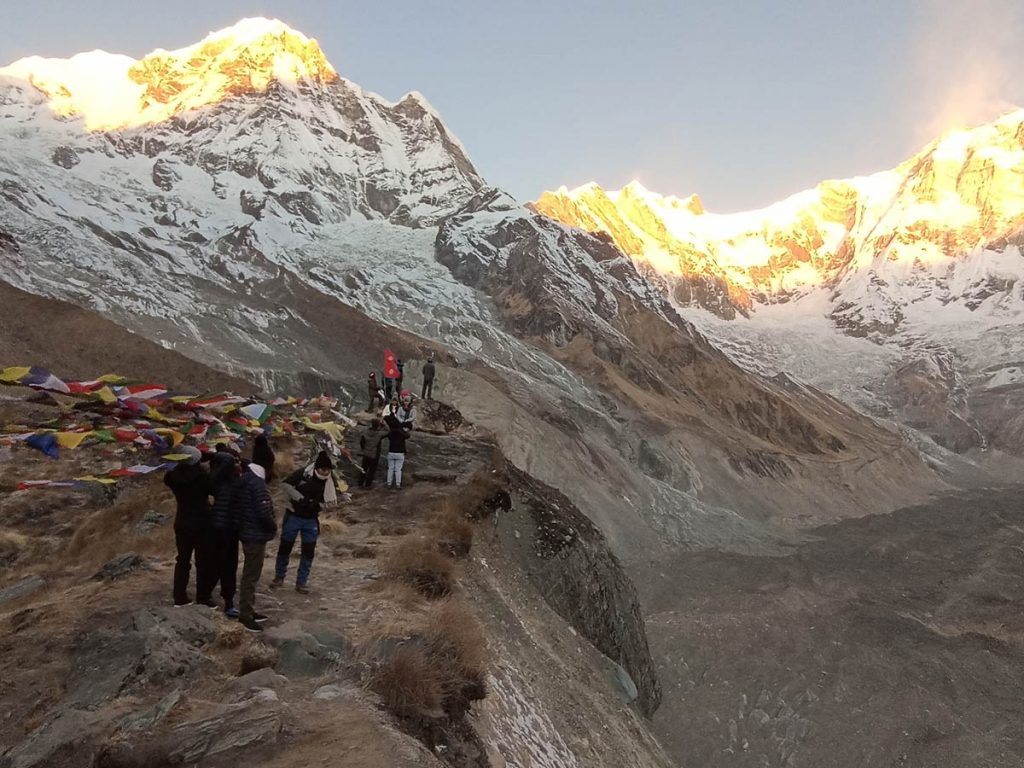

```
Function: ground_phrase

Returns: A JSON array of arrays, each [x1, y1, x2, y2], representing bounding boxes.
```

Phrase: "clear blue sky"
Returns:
[[3, 0, 1023, 211]]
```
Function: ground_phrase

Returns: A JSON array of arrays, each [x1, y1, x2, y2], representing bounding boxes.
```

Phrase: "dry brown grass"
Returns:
[[0, 530, 29, 565], [63, 480, 174, 566], [365, 643, 445, 719], [318, 515, 346, 537], [361, 598, 488, 722], [239, 641, 279, 675], [216, 623, 246, 650], [364, 578, 428, 611], [382, 536, 458, 599], [424, 502, 474, 559], [451, 464, 510, 521]]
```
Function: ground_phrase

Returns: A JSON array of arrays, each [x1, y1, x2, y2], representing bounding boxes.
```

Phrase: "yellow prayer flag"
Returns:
[[56, 431, 92, 449], [0, 366, 31, 383]]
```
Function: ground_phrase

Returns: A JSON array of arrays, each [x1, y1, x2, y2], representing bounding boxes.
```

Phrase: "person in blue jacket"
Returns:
[[271, 451, 335, 594], [233, 462, 277, 631]]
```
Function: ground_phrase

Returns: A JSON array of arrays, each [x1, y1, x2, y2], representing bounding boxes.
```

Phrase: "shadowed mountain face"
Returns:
[[0, 18, 980, 768]]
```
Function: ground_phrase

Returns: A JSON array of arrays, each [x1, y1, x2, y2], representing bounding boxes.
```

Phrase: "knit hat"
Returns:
[[314, 451, 333, 471], [180, 445, 202, 466]]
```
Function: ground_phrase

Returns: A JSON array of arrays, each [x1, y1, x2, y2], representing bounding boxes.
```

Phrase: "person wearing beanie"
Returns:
[[233, 461, 277, 632], [163, 445, 215, 607], [271, 450, 336, 593]]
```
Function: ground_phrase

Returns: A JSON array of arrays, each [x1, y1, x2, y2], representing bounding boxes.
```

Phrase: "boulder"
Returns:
[[263, 621, 352, 677]]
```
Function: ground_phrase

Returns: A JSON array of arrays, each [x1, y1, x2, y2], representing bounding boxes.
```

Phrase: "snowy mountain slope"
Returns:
[[537, 113, 1024, 453]]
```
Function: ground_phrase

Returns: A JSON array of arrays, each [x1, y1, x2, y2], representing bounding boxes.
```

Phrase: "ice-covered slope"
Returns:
[[537, 113, 1024, 453]]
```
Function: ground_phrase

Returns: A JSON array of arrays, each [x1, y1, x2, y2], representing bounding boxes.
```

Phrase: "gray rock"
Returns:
[[1, 707, 110, 768], [169, 703, 281, 762], [92, 553, 148, 582], [117, 690, 182, 732], [134, 511, 167, 535], [66, 607, 216, 708], [312, 682, 356, 700], [263, 621, 353, 677], [226, 667, 288, 693], [0, 575, 44, 605]]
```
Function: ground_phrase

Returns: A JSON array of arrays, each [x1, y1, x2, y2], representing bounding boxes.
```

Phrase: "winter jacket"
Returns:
[[164, 463, 213, 532], [360, 431, 384, 461], [283, 468, 329, 519], [367, 376, 379, 398], [423, 360, 436, 382], [208, 452, 240, 532], [233, 469, 277, 543], [385, 416, 409, 454]]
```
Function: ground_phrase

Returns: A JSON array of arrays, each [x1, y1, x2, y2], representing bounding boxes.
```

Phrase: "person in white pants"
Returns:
[[384, 413, 409, 489]]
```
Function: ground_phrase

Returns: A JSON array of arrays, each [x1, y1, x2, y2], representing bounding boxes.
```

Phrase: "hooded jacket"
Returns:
[[233, 467, 277, 543], [209, 451, 241, 532], [164, 462, 213, 531]]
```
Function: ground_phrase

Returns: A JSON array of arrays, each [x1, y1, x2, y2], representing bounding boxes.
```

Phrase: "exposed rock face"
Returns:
[[500, 466, 662, 716]]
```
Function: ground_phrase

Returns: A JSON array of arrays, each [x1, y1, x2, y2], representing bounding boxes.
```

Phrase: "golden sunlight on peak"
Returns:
[[0, 17, 336, 131]]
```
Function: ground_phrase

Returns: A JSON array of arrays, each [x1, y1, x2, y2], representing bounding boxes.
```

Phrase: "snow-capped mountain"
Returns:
[[536, 114, 1024, 453]]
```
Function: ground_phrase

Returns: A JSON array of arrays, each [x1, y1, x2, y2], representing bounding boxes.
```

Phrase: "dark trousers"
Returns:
[[384, 378, 395, 399], [275, 514, 319, 587], [174, 527, 213, 605], [361, 456, 379, 488], [205, 529, 239, 608], [421, 379, 434, 399], [239, 541, 266, 623]]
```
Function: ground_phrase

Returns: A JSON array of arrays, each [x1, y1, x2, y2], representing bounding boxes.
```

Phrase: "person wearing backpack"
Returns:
[[271, 451, 335, 593]]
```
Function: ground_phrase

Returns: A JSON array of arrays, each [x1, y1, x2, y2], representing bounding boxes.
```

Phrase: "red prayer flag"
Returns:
[[383, 349, 399, 379]]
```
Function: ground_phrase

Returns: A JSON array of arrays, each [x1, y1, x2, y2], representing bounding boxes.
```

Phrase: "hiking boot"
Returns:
[[197, 598, 218, 609], [269, 577, 284, 589], [225, 606, 240, 619], [295, 584, 310, 595], [173, 600, 193, 607], [241, 618, 263, 632], [253, 612, 269, 622]]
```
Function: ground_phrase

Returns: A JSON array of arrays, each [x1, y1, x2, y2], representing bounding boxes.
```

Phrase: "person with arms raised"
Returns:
[[163, 445, 214, 607]]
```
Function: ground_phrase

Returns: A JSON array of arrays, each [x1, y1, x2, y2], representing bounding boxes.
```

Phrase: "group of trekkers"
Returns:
[[163, 352, 438, 632], [164, 435, 336, 632]]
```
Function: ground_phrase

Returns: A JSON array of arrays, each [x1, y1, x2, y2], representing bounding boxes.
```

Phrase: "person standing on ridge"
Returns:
[[359, 419, 384, 488], [422, 354, 436, 400], [163, 445, 214, 607], [384, 412, 410, 490], [396, 390, 417, 431], [367, 372, 383, 412], [207, 444, 243, 618], [234, 462, 277, 632], [271, 451, 336, 593], [396, 358, 405, 394]]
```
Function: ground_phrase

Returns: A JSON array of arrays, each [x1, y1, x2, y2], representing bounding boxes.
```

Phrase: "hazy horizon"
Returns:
[[3, 0, 1023, 212]]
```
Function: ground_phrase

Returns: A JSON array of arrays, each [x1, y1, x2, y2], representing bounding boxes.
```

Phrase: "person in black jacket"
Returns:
[[359, 419, 384, 489], [384, 413, 410, 489], [422, 355, 436, 400], [271, 451, 335, 593], [163, 446, 214, 607], [234, 463, 277, 631], [206, 447, 242, 617]]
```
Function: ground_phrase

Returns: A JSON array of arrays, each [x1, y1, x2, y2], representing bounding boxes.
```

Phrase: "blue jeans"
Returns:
[[274, 514, 319, 586]]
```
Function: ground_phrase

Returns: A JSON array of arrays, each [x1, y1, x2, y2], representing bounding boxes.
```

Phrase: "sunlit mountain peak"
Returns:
[[0, 17, 336, 130]]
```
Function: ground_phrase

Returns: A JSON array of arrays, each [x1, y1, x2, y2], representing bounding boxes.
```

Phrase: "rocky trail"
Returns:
[[0, 393, 672, 768]]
